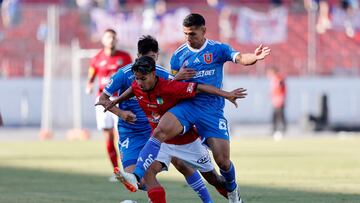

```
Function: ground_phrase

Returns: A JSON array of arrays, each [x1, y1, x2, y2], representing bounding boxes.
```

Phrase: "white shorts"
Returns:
[[95, 96, 118, 130], [156, 138, 214, 173]]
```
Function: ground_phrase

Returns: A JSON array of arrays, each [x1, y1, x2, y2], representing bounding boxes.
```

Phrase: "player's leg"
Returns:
[[131, 112, 185, 181], [280, 105, 287, 133], [165, 139, 226, 202], [0, 111, 3, 126], [200, 170, 228, 199], [116, 126, 151, 190], [171, 157, 213, 203], [95, 100, 118, 181], [103, 128, 118, 168], [207, 137, 243, 203], [272, 108, 277, 134], [171, 138, 227, 199], [144, 161, 166, 203], [116, 102, 195, 192], [196, 110, 244, 203], [154, 142, 214, 203]]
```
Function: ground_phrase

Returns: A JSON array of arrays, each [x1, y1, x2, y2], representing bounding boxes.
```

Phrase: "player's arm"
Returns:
[[235, 44, 271, 65], [196, 84, 247, 108], [85, 66, 97, 94], [96, 88, 137, 124]]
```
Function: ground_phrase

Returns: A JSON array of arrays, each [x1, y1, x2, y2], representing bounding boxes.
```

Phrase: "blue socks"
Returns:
[[220, 162, 237, 192], [186, 171, 213, 203], [133, 137, 161, 180]]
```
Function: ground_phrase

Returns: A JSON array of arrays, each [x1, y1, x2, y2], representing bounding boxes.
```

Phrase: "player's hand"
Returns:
[[120, 111, 137, 124], [225, 88, 247, 108], [95, 99, 115, 112], [254, 44, 271, 60], [174, 67, 196, 80], [85, 83, 93, 94]]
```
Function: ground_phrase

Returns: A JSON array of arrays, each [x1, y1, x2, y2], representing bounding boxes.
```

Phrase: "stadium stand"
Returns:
[[0, 0, 359, 77]]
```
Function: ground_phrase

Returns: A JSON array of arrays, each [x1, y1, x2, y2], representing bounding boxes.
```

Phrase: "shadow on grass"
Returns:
[[0, 166, 358, 203]]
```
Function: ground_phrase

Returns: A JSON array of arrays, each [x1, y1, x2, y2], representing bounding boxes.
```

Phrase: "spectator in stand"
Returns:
[[340, 0, 359, 37], [304, 0, 332, 34]]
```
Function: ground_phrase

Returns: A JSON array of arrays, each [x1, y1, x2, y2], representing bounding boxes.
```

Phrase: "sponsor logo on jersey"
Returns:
[[203, 53, 213, 64], [197, 154, 210, 164], [193, 69, 215, 78]]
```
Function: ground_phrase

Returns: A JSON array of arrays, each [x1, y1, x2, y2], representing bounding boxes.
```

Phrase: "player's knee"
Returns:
[[153, 126, 169, 142], [171, 159, 193, 177], [144, 166, 158, 181], [214, 155, 231, 171]]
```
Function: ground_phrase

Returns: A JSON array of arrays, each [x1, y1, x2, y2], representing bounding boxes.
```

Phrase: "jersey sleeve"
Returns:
[[103, 69, 125, 96], [88, 57, 98, 81], [169, 80, 197, 99], [170, 54, 181, 75], [155, 66, 173, 80], [221, 43, 240, 63]]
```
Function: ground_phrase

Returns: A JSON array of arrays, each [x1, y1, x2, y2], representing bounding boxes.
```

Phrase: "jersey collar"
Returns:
[[186, 39, 208, 53]]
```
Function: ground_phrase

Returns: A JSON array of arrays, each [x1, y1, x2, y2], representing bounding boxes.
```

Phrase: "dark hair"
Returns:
[[104, 28, 116, 35], [137, 35, 159, 55], [183, 13, 205, 27], [132, 56, 156, 74]]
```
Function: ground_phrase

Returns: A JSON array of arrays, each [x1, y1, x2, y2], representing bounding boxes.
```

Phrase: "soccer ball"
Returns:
[[119, 200, 137, 203]]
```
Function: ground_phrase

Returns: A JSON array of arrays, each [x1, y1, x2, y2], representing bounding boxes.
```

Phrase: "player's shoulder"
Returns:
[[207, 39, 226, 48], [92, 49, 105, 60], [117, 63, 133, 74], [158, 77, 172, 88], [155, 65, 169, 73], [173, 43, 188, 56]]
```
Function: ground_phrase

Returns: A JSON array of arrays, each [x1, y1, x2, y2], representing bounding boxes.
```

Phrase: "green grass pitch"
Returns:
[[0, 137, 359, 203]]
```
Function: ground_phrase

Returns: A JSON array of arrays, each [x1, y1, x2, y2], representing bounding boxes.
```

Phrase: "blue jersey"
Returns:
[[170, 39, 239, 109], [104, 63, 172, 131]]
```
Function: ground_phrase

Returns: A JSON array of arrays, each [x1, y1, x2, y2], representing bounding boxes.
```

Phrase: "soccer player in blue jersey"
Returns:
[[99, 35, 230, 202], [116, 13, 270, 203]]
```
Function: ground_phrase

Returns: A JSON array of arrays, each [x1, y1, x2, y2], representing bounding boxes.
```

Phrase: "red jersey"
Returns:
[[270, 74, 286, 108], [131, 77, 198, 145], [89, 49, 132, 96]]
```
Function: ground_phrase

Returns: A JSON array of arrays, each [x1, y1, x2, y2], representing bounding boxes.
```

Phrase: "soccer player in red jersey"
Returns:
[[86, 29, 132, 181], [97, 56, 246, 202]]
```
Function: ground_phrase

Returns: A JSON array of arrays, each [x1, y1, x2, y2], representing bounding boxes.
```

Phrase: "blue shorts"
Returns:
[[118, 125, 151, 168], [168, 99, 230, 143]]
